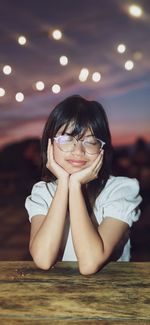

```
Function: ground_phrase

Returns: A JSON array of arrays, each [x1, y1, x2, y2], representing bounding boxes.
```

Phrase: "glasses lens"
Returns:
[[84, 137, 103, 154], [56, 135, 75, 151], [55, 135, 105, 154]]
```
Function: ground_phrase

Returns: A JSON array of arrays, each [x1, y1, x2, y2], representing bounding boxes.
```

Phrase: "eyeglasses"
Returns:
[[53, 134, 105, 155]]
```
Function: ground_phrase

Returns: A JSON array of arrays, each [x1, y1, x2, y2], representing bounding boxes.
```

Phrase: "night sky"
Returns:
[[0, 0, 150, 148]]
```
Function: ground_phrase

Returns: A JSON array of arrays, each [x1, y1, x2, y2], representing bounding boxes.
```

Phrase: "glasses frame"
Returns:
[[53, 134, 105, 155]]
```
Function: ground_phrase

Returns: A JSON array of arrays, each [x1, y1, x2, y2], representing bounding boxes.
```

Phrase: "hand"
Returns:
[[46, 139, 69, 182], [69, 150, 104, 186]]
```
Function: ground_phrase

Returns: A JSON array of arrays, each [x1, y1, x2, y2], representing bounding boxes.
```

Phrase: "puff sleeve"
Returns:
[[25, 181, 55, 222], [101, 177, 142, 227]]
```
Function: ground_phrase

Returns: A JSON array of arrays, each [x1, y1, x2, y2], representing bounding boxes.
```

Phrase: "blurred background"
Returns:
[[0, 0, 150, 261]]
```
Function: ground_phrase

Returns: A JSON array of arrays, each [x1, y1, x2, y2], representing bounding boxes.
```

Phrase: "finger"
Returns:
[[97, 150, 104, 163], [96, 150, 104, 162], [94, 153, 104, 174], [47, 138, 51, 155], [85, 157, 101, 178], [47, 139, 54, 166], [97, 153, 104, 168], [46, 140, 50, 163], [92, 152, 103, 170], [91, 153, 101, 168]]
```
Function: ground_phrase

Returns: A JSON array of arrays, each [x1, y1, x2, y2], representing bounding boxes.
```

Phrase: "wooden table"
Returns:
[[0, 261, 149, 324]]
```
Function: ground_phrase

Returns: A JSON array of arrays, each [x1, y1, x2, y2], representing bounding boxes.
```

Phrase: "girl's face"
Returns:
[[53, 123, 101, 174]]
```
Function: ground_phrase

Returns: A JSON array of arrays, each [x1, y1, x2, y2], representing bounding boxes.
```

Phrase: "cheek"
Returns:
[[53, 144, 67, 168], [88, 153, 99, 164], [53, 145, 61, 164]]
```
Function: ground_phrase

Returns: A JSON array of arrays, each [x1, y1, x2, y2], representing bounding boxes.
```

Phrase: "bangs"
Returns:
[[49, 95, 110, 144], [61, 118, 93, 138], [54, 97, 98, 138]]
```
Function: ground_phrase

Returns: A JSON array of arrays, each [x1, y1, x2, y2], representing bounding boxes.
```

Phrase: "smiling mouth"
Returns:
[[67, 160, 87, 166]]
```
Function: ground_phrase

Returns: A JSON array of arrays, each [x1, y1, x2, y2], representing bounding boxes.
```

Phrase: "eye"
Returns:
[[84, 137, 98, 145], [59, 134, 73, 143]]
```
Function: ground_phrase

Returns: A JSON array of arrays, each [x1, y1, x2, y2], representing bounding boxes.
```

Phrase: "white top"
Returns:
[[25, 176, 142, 262]]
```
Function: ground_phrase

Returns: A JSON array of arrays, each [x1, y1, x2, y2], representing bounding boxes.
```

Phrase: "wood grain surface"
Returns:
[[0, 261, 150, 324]]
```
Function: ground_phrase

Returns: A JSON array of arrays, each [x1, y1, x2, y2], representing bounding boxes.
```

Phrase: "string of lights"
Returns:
[[0, 3, 145, 102]]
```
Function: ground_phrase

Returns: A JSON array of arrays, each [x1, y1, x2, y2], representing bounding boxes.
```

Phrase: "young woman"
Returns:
[[25, 95, 142, 275]]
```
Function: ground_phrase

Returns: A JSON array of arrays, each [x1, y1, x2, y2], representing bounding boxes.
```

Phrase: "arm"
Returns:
[[69, 154, 129, 275], [29, 140, 69, 270]]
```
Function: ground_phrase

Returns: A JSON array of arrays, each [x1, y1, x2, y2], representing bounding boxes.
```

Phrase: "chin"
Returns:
[[65, 167, 79, 174], [67, 166, 85, 174]]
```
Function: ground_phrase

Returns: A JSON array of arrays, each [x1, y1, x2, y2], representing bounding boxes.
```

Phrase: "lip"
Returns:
[[67, 159, 87, 166]]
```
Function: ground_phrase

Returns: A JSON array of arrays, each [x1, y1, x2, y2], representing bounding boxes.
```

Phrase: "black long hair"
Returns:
[[41, 95, 113, 211]]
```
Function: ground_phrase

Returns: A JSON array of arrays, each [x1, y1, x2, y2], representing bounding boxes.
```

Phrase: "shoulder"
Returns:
[[25, 180, 57, 209], [25, 181, 57, 221], [102, 176, 140, 199], [95, 175, 142, 207], [31, 181, 57, 197], [95, 176, 142, 227]]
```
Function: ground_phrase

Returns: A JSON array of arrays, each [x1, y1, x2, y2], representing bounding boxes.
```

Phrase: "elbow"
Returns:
[[31, 254, 52, 271], [78, 253, 108, 276], [79, 261, 103, 276], [34, 259, 52, 271], [29, 246, 54, 271], [32, 255, 53, 271]]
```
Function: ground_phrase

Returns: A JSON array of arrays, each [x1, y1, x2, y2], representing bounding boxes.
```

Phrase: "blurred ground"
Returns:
[[0, 137, 150, 261]]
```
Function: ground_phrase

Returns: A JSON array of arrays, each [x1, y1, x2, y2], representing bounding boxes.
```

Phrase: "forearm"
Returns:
[[30, 179, 68, 269], [69, 182, 104, 275]]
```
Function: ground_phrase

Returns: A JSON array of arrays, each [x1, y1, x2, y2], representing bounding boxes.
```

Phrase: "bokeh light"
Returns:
[[92, 72, 101, 82], [79, 68, 89, 82], [3, 65, 12, 75], [52, 84, 61, 94], [0, 87, 6, 97], [15, 92, 24, 102], [128, 4, 143, 17], [59, 56, 68, 66], [117, 44, 126, 53], [133, 51, 143, 61], [35, 81, 45, 91], [18, 35, 27, 45], [125, 60, 134, 71], [52, 29, 62, 40]]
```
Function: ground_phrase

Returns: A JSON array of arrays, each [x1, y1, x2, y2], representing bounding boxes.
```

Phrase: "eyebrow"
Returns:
[[65, 132, 95, 138]]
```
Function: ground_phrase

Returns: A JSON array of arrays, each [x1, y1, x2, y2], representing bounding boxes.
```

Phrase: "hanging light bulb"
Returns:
[[117, 44, 126, 53], [3, 65, 12, 75], [59, 56, 68, 66], [79, 68, 89, 82], [18, 35, 27, 45], [125, 60, 134, 71], [35, 81, 45, 91], [0, 87, 6, 97], [52, 84, 61, 94], [92, 72, 101, 82], [52, 29, 62, 40], [15, 92, 24, 102]]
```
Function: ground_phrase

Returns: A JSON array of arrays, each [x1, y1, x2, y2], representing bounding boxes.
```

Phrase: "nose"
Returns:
[[72, 140, 85, 155]]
